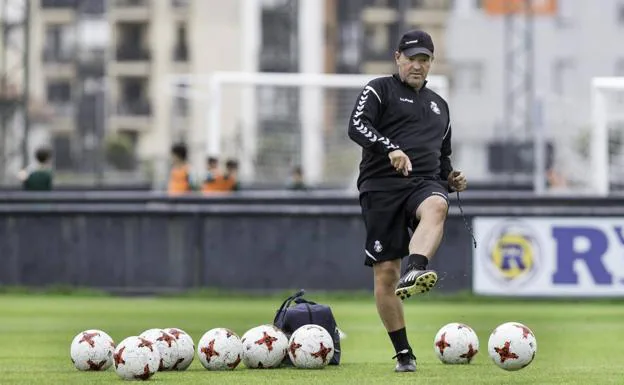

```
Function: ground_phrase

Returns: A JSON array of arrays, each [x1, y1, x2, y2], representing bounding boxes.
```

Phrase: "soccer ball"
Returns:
[[433, 323, 479, 364], [241, 324, 288, 369], [70, 329, 115, 371], [113, 336, 160, 380], [139, 329, 181, 371], [288, 324, 334, 369], [488, 322, 537, 371], [197, 328, 243, 370], [165, 328, 195, 371]]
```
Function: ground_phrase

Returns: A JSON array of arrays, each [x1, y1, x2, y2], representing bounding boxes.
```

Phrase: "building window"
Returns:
[[552, 58, 575, 95], [615, 58, 624, 76], [47, 81, 71, 103], [47, 80, 73, 116], [555, 0, 574, 28], [618, 2, 624, 25], [173, 24, 188, 61], [44, 24, 75, 62]]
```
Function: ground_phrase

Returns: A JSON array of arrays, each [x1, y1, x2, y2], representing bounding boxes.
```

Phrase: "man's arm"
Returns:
[[439, 121, 453, 181], [347, 83, 399, 154]]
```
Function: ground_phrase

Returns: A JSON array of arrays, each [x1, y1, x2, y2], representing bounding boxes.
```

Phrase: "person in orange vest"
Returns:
[[167, 143, 194, 195], [202, 156, 223, 193], [221, 159, 240, 191]]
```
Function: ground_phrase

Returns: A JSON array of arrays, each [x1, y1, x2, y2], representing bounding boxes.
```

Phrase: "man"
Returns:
[[287, 165, 307, 191], [221, 159, 239, 191], [167, 143, 194, 195], [202, 156, 223, 193], [347, 30, 467, 372], [18, 147, 53, 191]]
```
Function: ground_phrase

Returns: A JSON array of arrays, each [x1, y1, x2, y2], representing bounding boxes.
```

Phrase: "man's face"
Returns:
[[395, 52, 432, 89]]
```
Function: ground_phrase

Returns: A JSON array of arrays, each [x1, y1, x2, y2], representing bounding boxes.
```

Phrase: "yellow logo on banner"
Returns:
[[486, 222, 540, 285]]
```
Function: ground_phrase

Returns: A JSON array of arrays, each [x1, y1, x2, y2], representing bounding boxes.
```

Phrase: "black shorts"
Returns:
[[359, 179, 449, 266]]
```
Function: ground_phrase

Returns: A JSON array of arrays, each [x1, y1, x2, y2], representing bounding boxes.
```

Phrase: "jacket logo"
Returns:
[[430, 101, 441, 114], [400, 97, 413, 104]]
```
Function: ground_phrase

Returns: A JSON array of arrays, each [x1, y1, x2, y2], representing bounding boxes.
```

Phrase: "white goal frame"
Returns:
[[591, 77, 624, 196], [166, 72, 449, 185]]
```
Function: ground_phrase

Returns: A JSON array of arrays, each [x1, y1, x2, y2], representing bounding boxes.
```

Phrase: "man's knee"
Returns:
[[416, 195, 448, 221], [373, 260, 401, 289]]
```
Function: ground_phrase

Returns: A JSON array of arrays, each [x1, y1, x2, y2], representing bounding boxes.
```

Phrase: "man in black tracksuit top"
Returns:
[[348, 30, 468, 372]]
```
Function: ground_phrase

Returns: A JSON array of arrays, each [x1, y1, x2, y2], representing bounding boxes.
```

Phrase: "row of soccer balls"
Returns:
[[435, 321, 537, 371], [70, 324, 334, 380]]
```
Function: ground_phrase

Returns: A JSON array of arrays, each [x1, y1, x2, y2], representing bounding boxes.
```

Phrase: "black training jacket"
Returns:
[[348, 74, 453, 192]]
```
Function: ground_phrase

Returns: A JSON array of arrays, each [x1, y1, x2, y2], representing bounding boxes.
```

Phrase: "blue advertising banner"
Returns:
[[473, 217, 624, 296]]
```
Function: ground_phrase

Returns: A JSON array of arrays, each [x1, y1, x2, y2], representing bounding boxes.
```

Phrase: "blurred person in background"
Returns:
[[202, 156, 223, 193], [167, 143, 194, 195], [287, 165, 307, 190], [18, 147, 53, 191], [347, 29, 467, 372], [221, 159, 239, 192]]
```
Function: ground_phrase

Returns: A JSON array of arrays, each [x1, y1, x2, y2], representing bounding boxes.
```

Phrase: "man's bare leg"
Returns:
[[374, 259, 417, 372], [395, 195, 448, 299]]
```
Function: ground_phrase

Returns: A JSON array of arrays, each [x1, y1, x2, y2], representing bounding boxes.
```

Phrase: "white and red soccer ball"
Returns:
[[139, 329, 181, 371], [70, 329, 115, 371], [288, 324, 334, 369], [165, 327, 195, 371], [197, 327, 243, 370], [488, 322, 537, 371], [433, 322, 480, 364], [113, 336, 160, 380], [241, 324, 288, 369]]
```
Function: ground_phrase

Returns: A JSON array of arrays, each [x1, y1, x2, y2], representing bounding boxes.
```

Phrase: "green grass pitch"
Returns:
[[1, 293, 623, 384]]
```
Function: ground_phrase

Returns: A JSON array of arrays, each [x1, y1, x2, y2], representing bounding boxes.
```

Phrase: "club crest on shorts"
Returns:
[[374, 240, 383, 253], [430, 101, 441, 115]]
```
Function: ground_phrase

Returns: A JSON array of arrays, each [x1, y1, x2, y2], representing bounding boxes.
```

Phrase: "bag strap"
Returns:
[[293, 297, 317, 305], [273, 289, 305, 324]]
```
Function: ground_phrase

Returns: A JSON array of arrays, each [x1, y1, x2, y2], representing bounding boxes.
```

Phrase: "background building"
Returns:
[[447, 0, 624, 186], [2, 0, 623, 191]]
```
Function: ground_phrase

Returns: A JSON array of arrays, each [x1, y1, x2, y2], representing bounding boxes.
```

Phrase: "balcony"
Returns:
[[113, 0, 148, 7], [110, 0, 150, 21], [409, 0, 453, 10], [405, 8, 449, 26], [109, 100, 152, 132], [77, 49, 107, 77], [361, 7, 398, 24], [41, 2, 76, 23], [171, 0, 189, 7], [171, 0, 190, 19], [117, 100, 151, 116], [42, 49, 75, 78], [43, 49, 74, 63], [172, 44, 189, 72], [49, 103, 75, 133], [116, 46, 151, 61], [41, 0, 77, 7], [78, 0, 106, 15], [173, 45, 188, 62], [361, 0, 451, 26], [109, 47, 151, 76]]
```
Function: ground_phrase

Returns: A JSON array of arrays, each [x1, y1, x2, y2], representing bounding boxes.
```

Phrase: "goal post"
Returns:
[[165, 72, 449, 189], [591, 77, 624, 196]]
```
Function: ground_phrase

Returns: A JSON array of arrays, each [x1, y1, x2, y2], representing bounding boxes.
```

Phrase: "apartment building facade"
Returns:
[[28, 0, 453, 186]]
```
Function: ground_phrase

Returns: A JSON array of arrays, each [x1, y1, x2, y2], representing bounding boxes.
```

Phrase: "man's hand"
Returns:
[[448, 170, 467, 192], [17, 169, 28, 182], [388, 150, 412, 176]]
